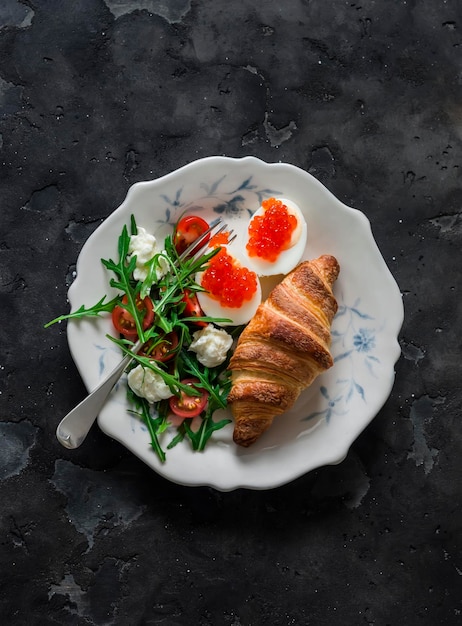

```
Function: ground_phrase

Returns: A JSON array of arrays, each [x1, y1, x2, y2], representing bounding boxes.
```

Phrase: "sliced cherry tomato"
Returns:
[[112, 295, 154, 339], [138, 331, 179, 363], [169, 378, 209, 418], [173, 215, 210, 255], [181, 289, 207, 327]]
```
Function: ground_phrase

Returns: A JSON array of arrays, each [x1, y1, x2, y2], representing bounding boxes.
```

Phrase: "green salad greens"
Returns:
[[46, 215, 242, 462]]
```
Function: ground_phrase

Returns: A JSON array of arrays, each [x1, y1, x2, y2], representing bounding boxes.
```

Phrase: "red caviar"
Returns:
[[208, 230, 230, 248], [246, 198, 298, 262], [201, 248, 258, 308]]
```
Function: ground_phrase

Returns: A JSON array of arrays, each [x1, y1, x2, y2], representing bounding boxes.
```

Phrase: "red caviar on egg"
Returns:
[[246, 198, 298, 262], [201, 248, 258, 309], [242, 197, 308, 277], [208, 230, 231, 248]]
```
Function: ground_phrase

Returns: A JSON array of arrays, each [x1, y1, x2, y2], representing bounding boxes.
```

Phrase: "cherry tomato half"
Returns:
[[138, 331, 179, 363], [112, 295, 154, 339], [169, 378, 209, 418], [173, 215, 210, 255], [181, 289, 207, 327]]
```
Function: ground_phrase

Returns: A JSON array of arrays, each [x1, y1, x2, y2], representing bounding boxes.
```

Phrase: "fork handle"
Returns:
[[56, 345, 139, 449]]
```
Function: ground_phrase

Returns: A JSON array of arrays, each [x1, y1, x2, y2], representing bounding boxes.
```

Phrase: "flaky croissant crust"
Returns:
[[228, 254, 340, 447]]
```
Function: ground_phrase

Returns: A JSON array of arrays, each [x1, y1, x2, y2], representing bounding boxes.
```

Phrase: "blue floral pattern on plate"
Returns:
[[158, 174, 281, 224], [304, 299, 381, 423]]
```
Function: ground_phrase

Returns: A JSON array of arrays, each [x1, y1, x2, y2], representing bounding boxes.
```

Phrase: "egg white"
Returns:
[[240, 197, 308, 276]]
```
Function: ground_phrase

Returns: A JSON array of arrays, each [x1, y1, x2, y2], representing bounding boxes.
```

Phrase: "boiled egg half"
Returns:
[[241, 197, 307, 276], [196, 246, 262, 326]]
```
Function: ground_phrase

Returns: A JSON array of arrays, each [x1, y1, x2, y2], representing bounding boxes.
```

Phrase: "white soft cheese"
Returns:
[[127, 365, 174, 404], [188, 324, 233, 368], [128, 227, 168, 282]]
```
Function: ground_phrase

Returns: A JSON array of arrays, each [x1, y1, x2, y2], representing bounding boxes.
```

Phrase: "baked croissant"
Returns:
[[228, 255, 340, 447]]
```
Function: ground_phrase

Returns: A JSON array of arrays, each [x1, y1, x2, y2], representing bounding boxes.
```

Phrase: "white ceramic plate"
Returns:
[[67, 156, 404, 491]]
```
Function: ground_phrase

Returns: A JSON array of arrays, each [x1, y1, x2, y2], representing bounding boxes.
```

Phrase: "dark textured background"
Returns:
[[1, 1, 461, 624]]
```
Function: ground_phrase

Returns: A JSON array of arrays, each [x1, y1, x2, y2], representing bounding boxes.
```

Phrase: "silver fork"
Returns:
[[56, 217, 230, 449]]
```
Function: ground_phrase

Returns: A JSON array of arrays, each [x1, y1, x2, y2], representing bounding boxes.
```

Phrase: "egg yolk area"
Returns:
[[246, 198, 298, 262], [201, 248, 258, 308]]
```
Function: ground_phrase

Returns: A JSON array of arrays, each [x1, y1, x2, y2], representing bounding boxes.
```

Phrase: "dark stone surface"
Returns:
[[1, 1, 461, 624]]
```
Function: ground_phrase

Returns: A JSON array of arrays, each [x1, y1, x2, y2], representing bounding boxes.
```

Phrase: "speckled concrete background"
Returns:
[[1, 1, 461, 624]]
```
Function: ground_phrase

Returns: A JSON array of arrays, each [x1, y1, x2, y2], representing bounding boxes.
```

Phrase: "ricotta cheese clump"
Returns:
[[127, 365, 174, 404], [189, 324, 233, 368], [128, 227, 169, 282]]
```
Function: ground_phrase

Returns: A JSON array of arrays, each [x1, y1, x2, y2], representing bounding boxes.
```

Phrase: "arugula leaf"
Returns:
[[166, 423, 187, 450], [179, 349, 231, 409], [101, 225, 146, 341], [182, 416, 232, 452], [127, 388, 167, 462], [130, 214, 138, 236], [139, 252, 170, 300], [44, 295, 120, 328]]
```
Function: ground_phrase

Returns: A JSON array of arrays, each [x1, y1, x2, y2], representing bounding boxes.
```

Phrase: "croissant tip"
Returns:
[[232, 415, 275, 447], [313, 254, 340, 285], [233, 432, 257, 447]]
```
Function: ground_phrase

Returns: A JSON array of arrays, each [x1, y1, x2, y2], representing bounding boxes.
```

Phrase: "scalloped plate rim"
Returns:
[[66, 156, 404, 491]]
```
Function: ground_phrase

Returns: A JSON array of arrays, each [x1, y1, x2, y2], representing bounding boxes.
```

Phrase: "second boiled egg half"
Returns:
[[240, 197, 307, 276]]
